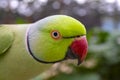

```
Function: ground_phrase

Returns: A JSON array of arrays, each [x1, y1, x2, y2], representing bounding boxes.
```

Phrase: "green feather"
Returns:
[[0, 15, 87, 80], [0, 26, 14, 55]]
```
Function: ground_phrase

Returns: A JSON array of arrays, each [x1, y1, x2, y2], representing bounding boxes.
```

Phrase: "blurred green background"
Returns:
[[0, 0, 120, 80]]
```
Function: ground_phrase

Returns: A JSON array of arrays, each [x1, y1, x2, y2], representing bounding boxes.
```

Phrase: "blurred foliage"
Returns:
[[49, 28, 120, 80], [16, 17, 27, 24], [88, 28, 120, 80], [50, 73, 100, 80], [0, 0, 120, 30]]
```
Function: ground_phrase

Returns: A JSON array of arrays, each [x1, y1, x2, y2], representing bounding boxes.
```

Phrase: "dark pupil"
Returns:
[[53, 32, 58, 37]]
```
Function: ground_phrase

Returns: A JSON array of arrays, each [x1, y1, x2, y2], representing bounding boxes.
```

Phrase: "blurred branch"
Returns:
[[32, 62, 73, 80]]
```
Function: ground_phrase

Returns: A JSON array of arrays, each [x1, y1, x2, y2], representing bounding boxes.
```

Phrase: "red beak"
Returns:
[[66, 36, 88, 65]]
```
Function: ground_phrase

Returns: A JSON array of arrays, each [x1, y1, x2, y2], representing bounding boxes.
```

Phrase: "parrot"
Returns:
[[0, 15, 88, 80]]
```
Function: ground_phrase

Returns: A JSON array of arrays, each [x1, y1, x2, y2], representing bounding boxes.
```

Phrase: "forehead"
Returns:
[[34, 15, 86, 36]]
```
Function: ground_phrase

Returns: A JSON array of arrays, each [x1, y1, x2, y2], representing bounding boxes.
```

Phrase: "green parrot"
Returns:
[[0, 15, 88, 80]]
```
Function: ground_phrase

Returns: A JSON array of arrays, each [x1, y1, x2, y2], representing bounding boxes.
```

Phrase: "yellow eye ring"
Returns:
[[50, 30, 61, 40]]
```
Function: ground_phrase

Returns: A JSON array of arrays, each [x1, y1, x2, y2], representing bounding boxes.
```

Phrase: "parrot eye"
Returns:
[[51, 30, 61, 40]]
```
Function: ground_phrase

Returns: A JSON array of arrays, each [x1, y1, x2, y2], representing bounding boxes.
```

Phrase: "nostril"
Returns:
[[76, 35, 80, 37]]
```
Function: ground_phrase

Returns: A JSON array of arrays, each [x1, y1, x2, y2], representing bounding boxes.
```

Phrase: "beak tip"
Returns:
[[77, 59, 82, 65]]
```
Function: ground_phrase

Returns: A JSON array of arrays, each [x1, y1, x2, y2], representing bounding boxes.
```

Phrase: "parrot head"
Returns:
[[26, 15, 88, 65]]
